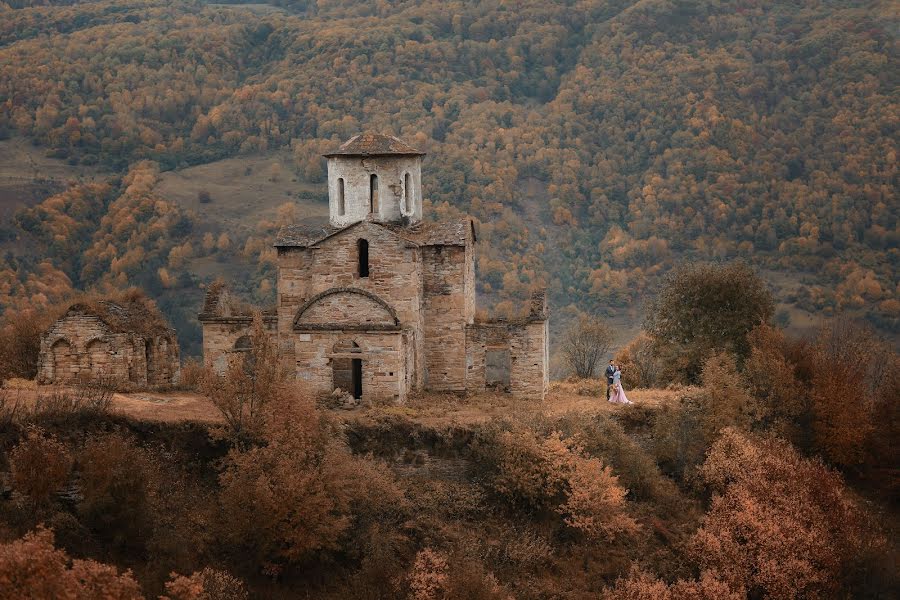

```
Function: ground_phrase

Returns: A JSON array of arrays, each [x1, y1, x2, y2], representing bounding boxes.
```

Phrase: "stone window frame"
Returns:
[[337, 177, 345, 216], [403, 171, 412, 214], [369, 173, 379, 214]]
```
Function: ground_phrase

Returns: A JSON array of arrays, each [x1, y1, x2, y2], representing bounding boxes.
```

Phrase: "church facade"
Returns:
[[200, 133, 548, 402]]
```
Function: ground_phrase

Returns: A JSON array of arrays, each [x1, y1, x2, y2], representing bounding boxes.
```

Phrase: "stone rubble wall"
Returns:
[[200, 318, 277, 375], [38, 315, 179, 387], [465, 318, 549, 400]]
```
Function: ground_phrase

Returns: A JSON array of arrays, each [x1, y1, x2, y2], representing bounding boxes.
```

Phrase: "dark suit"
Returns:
[[605, 365, 616, 399]]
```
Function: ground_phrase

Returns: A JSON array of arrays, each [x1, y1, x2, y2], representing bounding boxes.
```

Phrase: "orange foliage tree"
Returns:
[[692, 428, 883, 599], [200, 311, 282, 442], [478, 424, 638, 541], [0, 527, 143, 600], [217, 390, 405, 568]]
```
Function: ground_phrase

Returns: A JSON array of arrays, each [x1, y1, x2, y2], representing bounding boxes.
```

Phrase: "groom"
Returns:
[[605, 359, 616, 400]]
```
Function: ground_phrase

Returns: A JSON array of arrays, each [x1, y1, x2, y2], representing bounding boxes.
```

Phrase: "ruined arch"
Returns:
[[50, 338, 75, 383], [293, 287, 399, 330], [234, 335, 252, 351], [85, 337, 109, 375]]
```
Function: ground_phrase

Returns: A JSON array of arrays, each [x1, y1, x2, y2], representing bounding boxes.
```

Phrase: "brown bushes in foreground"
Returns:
[[476, 424, 638, 541], [199, 312, 282, 442], [77, 432, 158, 554], [217, 391, 407, 569], [693, 428, 885, 599], [9, 427, 72, 506], [0, 527, 143, 600]]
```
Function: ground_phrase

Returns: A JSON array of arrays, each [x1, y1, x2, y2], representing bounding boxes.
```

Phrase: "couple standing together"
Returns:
[[605, 360, 632, 404]]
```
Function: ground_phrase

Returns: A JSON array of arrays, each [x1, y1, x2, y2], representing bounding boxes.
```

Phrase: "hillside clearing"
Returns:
[[2, 379, 677, 426]]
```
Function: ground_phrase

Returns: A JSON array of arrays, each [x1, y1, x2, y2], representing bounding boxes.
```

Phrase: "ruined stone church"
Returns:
[[200, 133, 549, 402]]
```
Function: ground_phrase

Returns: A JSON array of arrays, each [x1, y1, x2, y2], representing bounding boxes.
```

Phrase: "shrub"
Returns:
[[177, 357, 205, 390], [693, 428, 885, 599], [217, 391, 405, 567], [0, 308, 53, 381], [0, 527, 143, 599], [808, 318, 883, 467], [559, 414, 689, 510], [197, 189, 212, 204], [407, 548, 449, 600], [77, 433, 157, 553], [476, 424, 637, 541], [601, 569, 742, 599], [614, 332, 663, 389], [696, 352, 758, 440], [163, 567, 248, 600], [9, 427, 72, 505], [742, 324, 809, 441], [200, 312, 282, 441]]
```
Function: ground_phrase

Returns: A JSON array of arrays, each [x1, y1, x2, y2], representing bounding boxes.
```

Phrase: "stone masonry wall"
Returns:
[[201, 317, 277, 375], [465, 319, 549, 400], [38, 315, 179, 387], [296, 291, 396, 327], [509, 320, 550, 399], [327, 155, 423, 227], [277, 222, 424, 390], [292, 331, 407, 403], [422, 245, 470, 392]]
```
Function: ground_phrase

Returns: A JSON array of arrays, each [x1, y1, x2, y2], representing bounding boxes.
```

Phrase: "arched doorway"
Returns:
[[85, 338, 108, 377], [332, 340, 362, 399], [51, 338, 75, 383]]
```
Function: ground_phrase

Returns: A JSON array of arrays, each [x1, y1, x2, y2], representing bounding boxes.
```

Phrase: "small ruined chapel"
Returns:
[[200, 133, 549, 403]]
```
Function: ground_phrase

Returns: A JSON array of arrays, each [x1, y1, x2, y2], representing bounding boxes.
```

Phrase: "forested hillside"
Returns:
[[0, 0, 897, 354]]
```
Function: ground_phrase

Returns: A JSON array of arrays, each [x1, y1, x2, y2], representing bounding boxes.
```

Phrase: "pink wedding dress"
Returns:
[[608, 372, 632, 405]]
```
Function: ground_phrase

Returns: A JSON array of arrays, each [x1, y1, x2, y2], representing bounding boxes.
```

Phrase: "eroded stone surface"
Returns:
[[200, 134, 549, 404], [38, 300, 179, 388]]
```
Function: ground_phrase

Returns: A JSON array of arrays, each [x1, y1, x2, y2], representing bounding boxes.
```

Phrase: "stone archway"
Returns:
[[51, 338, 75, 383], [85, 338, 109, 378]]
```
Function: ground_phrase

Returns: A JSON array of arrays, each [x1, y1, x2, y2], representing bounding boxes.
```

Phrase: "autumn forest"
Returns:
[[0, 0, 898, 599]]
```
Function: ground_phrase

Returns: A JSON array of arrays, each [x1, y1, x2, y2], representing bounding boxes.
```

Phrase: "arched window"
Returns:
[[369, 174, 379, 214], [337, 178, 345, 216], [404, 172, 412, 213], [357, 239, 369, 278], [234, 336, 252, 351]]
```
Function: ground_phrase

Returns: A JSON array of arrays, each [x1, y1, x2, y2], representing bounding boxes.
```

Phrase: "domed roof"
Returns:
[[323, 132, 425, 158]]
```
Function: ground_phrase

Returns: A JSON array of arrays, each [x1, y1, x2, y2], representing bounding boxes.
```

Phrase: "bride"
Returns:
[[607, 365, 632, 405]]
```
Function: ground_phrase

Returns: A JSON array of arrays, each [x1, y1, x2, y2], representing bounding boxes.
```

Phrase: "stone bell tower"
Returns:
[[323, 132, 425, 228]]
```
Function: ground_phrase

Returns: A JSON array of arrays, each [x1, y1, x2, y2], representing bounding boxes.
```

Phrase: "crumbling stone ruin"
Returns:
[[38, 292, 179, 387], [200, 133, 549, 403]]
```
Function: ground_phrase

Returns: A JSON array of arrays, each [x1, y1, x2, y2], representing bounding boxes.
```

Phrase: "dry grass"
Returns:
[[0, 137, 107, 219], [2, 379, 223, 424], [153, 151, 326, 239], [5, 377, 678, 427]]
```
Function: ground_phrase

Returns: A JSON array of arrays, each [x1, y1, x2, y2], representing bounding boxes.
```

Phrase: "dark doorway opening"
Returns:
[[351, 358, 363, 399]]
